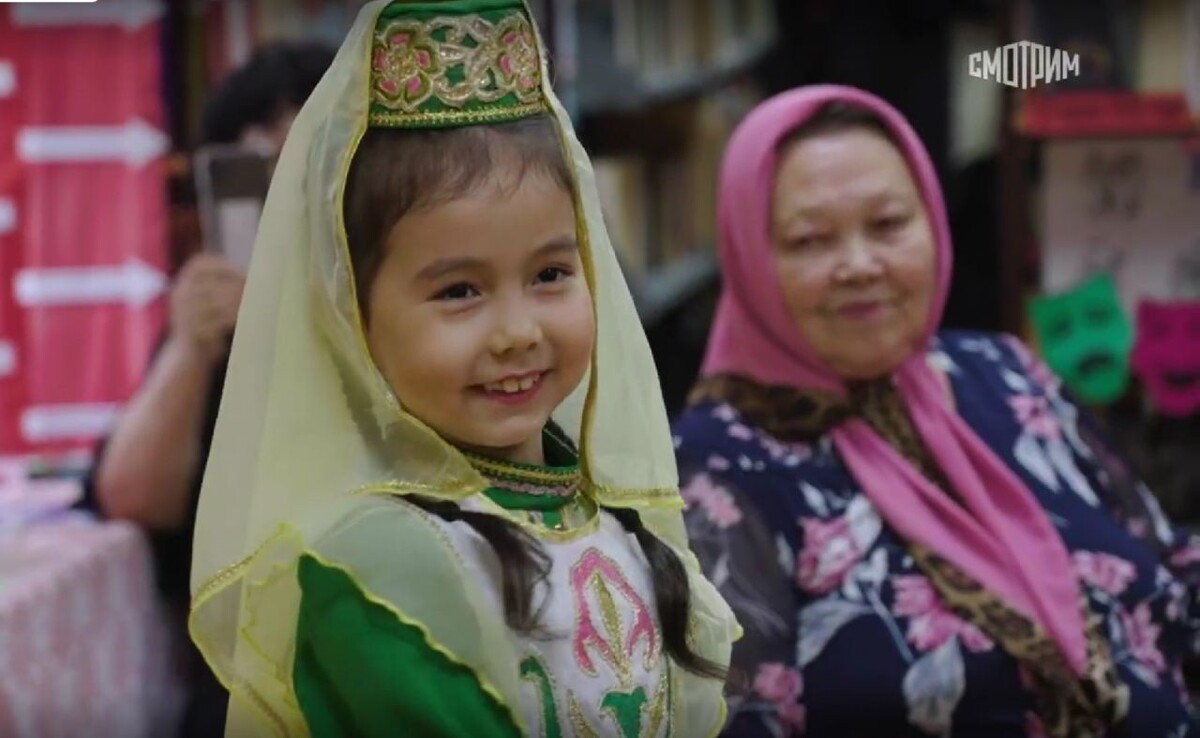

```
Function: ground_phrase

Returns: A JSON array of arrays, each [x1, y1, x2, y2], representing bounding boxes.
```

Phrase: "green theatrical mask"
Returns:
[[1030, 272, 1133, 404]]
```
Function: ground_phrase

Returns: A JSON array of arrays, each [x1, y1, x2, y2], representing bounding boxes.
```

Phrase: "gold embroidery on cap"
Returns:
[[371, 13, 542, 116]]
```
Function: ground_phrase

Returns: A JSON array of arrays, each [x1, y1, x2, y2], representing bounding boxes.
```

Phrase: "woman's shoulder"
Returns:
[[932, 329, 1026, 369], [672, 400, 739, 455], [673, 399, 817, 471], [931, 329, 1050, 395]]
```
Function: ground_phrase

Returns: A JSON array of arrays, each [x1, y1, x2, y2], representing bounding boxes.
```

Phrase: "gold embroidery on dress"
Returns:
[[371, 13, 542, 116], [643, 665, 671, 738], [596, 574, 632, 686], [566, 672, 671, 738], [568, 692, 605, 738], [473, 493, 601, 542], [519, 654, 562, 738]]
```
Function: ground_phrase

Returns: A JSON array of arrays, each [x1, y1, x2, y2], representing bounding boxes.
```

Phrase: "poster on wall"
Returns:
[[1040, 138, 1200, 316], [0, 1, 169, 460]]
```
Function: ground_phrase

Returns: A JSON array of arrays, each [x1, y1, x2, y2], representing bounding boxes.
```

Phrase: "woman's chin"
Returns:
[[828, 347, 914, 381]]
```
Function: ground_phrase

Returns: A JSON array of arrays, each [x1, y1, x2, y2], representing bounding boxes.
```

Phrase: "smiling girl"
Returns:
[[187, 2, 737, 737]]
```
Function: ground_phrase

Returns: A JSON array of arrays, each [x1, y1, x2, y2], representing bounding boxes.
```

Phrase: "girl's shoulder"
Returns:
[[299, 492, 526, 666]]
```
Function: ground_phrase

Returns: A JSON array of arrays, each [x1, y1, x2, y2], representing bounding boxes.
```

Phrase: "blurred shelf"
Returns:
[[633, 250, 718, 325], [1014, 91, 1197, 139], [578, 35, 774, 118]]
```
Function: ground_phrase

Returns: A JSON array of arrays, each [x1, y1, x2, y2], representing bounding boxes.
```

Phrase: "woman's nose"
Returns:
[[834, 236, 883, 282]]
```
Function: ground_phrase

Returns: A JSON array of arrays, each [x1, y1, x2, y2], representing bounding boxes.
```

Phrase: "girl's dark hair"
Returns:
[[779, 99, 897, 152], [343, 115, 726, 680], [344, 115, 572, 316]]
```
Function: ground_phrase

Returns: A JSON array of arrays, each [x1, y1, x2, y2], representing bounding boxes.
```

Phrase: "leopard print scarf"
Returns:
[[689, 374, 1129, 737]]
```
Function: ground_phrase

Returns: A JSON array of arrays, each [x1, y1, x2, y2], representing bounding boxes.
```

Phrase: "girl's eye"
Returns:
[[434, 283, 479, 301], [535, 266, 572, 284]]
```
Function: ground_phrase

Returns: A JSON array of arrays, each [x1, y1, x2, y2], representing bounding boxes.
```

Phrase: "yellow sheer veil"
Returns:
[[188, 1, 737, 735]]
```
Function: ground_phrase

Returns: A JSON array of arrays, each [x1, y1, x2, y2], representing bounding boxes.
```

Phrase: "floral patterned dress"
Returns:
[[673, 331, 1200, 737]]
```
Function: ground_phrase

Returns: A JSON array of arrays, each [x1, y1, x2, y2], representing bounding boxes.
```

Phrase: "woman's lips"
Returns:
[[837, 299, 887, 321]]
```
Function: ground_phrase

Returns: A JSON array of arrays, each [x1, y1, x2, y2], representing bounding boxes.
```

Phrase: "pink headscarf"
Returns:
[[702, 85, 1088, 674]]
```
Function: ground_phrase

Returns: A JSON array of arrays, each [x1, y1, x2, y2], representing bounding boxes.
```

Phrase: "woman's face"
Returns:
[[771, 127, 938, 380]]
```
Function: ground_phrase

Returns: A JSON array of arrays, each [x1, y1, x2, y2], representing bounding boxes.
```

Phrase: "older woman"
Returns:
[[674, 85, 1200, 737]]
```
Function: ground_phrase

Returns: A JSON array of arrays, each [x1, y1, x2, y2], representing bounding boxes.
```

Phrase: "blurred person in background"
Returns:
[[81, 40, 334, 738], [673, 85, 1200, 737]]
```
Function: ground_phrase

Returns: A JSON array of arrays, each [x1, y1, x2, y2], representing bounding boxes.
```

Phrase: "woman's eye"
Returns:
[[784, 235, 822, 252], [434, 283, 479, 301], [535, 266, 571, 284], [873, 214, 909, 231]]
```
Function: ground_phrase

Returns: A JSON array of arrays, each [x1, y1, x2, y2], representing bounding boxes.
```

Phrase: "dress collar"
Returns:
[[460, 424, 581, 512]]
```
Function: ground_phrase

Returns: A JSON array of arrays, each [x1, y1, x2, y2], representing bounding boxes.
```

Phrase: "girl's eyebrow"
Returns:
[[415, 256, 481, 282], [529, 237, 578, 260], [416, 237, 578, 282], [415, 238, 578, 282]]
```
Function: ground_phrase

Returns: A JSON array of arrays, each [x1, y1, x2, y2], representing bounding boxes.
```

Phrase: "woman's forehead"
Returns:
[[772, 133, 919, 219]]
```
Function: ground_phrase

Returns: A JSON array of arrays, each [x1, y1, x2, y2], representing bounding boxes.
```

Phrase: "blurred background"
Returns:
[[0, 0, 1198, 735]]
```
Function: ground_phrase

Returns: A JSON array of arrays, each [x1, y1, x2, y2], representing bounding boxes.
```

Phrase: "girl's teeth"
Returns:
[[485, 374, 540, 394]]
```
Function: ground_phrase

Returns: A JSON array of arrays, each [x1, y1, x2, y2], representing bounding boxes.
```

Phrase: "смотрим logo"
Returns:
[[968, 41, 1081, 89]]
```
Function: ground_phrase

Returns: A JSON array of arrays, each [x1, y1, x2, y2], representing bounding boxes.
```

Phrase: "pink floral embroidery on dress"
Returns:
[[706, 454, 731, 472], [1009, 394, 1061, 440], [1073, 551, 1136, 596], [796, 517, 862, 595], [753, 663, 806, 733], [891, 575, 994, 653], [1120, 603, 1165, 683], [1127, 518, 1150, 539], [728, 423, 754, 441], [1026, 711, 1049, 738], [712, 403, 738, 422], [1168, 539, 1200, 567], [570, 548, 659, 677], [681, 474, 742, 529], [1005, 336, 1062, 395]]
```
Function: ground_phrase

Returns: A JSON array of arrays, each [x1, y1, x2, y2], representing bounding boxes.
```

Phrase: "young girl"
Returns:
[[187, 1, 738, 737]]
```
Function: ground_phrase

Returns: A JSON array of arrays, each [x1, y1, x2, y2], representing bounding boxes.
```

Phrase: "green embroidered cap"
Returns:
[[369, 0, 548, 128]]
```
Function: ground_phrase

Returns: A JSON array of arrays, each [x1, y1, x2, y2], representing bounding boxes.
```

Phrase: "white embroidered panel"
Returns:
[[441, 506, 674, 738]]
